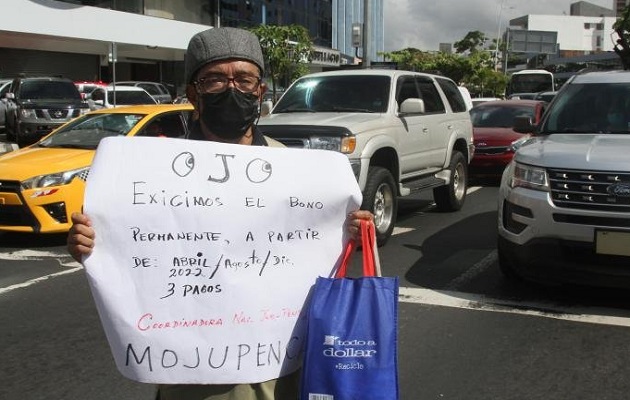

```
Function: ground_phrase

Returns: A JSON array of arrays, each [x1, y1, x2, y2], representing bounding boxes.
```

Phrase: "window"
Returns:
[[417, 77, 445, 114], [436, 78, 467, 113], [396, 76, 419, 108], [138, 113, 187, 138]]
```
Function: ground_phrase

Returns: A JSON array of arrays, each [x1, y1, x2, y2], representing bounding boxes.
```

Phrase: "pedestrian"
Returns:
[[67, 27, 373, 400]]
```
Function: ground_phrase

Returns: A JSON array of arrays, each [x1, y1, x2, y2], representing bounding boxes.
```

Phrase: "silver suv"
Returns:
[[498, 70, 630, 288]]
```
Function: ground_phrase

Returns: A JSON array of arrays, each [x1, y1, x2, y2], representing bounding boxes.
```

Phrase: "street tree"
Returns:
[[613, 5, 630, 69], [454, 30, 489, 54], [249, 24, 313, 101]]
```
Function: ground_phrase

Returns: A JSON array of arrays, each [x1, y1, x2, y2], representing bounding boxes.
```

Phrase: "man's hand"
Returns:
[[67, 212, 95, 263], [346, 210, 374, 241]]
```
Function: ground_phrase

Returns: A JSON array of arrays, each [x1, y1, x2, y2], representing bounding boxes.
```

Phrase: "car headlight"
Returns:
[[22, 167, 89, 190], [507, 136, 532, 152], [20, 109, 37, 118], [310, 136, 356, 154], [509, 162, 549, 191]]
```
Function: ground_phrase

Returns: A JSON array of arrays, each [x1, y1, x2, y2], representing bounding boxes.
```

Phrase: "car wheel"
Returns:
[[434, 151, 467, 211], [361, 166, 397, 247]]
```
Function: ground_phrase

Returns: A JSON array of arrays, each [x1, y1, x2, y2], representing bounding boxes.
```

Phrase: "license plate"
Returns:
[[595, 230, 630, 257]]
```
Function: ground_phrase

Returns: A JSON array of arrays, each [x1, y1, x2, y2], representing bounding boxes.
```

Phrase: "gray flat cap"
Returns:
[[185, 27, 265, 83]]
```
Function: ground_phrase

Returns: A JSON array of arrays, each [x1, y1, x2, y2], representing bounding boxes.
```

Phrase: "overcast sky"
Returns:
[[383, 0, 614, 52]]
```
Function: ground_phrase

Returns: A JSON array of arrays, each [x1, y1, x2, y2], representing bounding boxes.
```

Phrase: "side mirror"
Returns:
[[260, 100, 273, 117], [399, 98, 425, 115], [513, 116, 535, 133]]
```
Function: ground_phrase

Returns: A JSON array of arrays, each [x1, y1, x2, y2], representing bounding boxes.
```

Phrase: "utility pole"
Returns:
[[503, 27, 510, 75], [362, 0, 371, 68]]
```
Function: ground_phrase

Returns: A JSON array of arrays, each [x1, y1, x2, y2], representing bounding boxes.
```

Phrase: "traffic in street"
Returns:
[[2, 180, 630, 400]]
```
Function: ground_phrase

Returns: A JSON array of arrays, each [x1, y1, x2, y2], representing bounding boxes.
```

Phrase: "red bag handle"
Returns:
[[336, 219, 377, 278]]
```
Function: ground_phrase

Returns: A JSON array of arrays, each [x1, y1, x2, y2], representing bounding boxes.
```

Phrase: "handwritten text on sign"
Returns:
[[83, 136, 362, 384]]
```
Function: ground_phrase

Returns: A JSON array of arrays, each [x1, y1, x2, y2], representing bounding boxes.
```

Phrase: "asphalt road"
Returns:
[[2, 185, 630, 399]]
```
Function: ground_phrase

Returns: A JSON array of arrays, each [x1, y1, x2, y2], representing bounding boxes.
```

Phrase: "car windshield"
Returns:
[[273, 75, 390, 113], [470, 104, 535, 128], [540, 82, 630, 134], [107, 91, 155, 105], [38, 113, 145, 149], [20, 81, 81, 101]]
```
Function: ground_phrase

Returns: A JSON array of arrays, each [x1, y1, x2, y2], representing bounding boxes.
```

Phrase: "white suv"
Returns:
[[258, 69, 474, 245], [498, 70, 630, 288]]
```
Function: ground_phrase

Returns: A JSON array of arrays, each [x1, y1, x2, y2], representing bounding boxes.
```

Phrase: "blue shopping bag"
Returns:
[[300, 221, 399, 400]]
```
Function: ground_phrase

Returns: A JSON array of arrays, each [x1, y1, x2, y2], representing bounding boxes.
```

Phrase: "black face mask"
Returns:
[[199, 89, 259, 140]]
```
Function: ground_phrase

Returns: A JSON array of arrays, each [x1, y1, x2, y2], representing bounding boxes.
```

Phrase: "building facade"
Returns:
[[509, 14, 618, 55], [0, 0, 341, 96], [332, 0, 384, 63]]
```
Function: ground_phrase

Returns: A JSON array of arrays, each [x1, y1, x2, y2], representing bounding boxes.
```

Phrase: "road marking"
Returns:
[[399, 286, 630, 328], [0, 249, 83, 294], [0, 249, 69, 260], [392, 227, 415, 236], [3, 251, 629, 328], [0, 265, 83, 295]]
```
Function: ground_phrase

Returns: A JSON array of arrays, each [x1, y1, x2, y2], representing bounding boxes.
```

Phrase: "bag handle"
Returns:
[[336, 219, 381, 278]]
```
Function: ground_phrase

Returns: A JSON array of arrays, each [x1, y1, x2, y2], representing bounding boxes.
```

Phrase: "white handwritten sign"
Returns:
[[82, 136, 362, 384]]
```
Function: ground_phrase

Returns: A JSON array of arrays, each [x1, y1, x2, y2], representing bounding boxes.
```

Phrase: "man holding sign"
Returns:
[[67, 27, 372, 400]]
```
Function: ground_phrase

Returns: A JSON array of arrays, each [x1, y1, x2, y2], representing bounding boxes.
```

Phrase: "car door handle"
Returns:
[[447, 124, 453, 129], [422, 127, 429, 133]]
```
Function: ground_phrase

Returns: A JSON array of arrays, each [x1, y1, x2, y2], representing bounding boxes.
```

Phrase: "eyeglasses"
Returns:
[[194, 74, 261, 94]]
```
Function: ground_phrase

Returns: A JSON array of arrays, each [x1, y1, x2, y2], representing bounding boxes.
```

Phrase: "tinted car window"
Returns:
[[417, 76, 445, 113], [541, 82, 630, 134], [396, 76, 420, 107], [39, 113, 145, 149], [20, 80, 81, 100], [470, 104, 536, 128], [437, 78, 468, 113], [137, 112, 189, 138], [274, 75, 390, 113]]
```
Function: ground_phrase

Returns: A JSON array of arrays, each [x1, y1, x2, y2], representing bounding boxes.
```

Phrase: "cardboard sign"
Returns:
[[83, 136, 362, 384]]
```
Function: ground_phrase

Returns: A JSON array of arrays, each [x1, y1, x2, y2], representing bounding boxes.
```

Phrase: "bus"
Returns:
[[506, 69, 555, 97]]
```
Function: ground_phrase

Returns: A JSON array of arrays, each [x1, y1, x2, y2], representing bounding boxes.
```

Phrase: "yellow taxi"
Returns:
[[0, 104, 194, 233]]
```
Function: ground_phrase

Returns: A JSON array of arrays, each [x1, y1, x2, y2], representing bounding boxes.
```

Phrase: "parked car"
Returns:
[[87, 86, 157, 110], [497, 70, 630, 289], [0, 79, 12, 131], [506, 93, 537, 100], [75, 80, 107, 100], [4, 76, 89, 147], [469, 99, 546, 178], [114, 81, 173, 104], [258, 69, 474, 245], [471, 97, 501, 108], [0, 104, 194, 234]]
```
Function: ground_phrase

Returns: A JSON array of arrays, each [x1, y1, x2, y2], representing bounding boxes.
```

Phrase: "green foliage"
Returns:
[[381, 43, 507, 97], [454, 30, 489, 54], [613, 6, 630, 69], [249, 24, 314, 98]]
